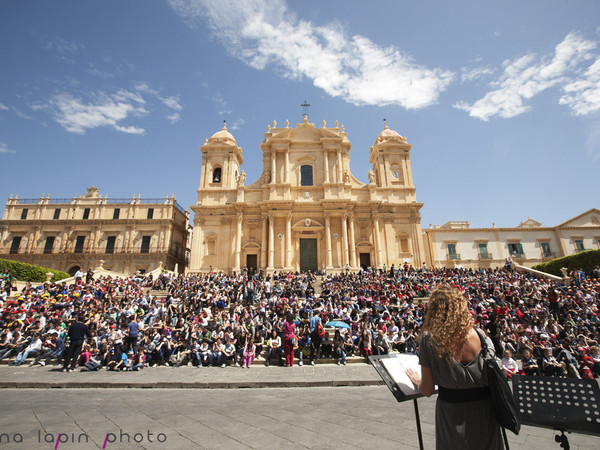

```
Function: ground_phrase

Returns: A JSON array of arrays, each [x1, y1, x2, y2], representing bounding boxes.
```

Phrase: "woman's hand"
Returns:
[[406, 368, 421, 386]]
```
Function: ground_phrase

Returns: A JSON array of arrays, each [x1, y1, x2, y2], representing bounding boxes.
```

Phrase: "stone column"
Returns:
[[285, 213, 292, 269], [284, 150, 289, 184], [325, 215, 333, 268], [165, 225, 172, 254], [201, 158, 208, 187], [348, 214, 357, 268], [324, 150, 330, 183], [159, 227, 166, 251], [26, 227, 39, 253], [336, 149, 342, 183], [60, 227, 70, 252], [234, 213, 243, 270], [261, 215, 267, 269], [270, 151, 276, 185], [373, 212, 382, 268], [341, 214, 349, 268], [267, 215, 274, 269], [90, 226, 98, 252]]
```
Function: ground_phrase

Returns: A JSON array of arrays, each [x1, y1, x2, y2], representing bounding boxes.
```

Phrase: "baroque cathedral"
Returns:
[[189, 116, 426, 274]]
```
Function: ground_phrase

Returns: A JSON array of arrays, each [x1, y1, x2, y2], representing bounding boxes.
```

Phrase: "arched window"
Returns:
[[212, 167, 222, 183], [300, 165, 313, 186]]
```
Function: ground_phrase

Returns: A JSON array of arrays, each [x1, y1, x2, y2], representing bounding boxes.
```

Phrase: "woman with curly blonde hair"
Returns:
[[407, 284, 502, 449]]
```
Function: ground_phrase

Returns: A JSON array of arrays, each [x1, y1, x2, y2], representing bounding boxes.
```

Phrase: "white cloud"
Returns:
[[115, 125, 146, 135], [135, 82, 158, 96], [559, 58, 600, 115], [41, 35, 83, 55], [13, 108, 34, 120], [455, 32, 597, 120], [135, 82, 183, 113], [168, 0, 453, 109], [161, 95, 182, 110], [229, 118, 245, 130], [0, 142, 16, 154], [50, 91, 147, 135], [167, 113, 181, 124], [460, 65, 495, 82], [0, 103, 8, 111], [44, 83, 183, 133]]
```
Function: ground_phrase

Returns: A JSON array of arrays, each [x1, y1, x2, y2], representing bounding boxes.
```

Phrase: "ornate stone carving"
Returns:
[[84, 186, 100, 198]]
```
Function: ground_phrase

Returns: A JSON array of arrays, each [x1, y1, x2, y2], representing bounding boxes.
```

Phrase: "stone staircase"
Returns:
[[313, 275, 324, 296]]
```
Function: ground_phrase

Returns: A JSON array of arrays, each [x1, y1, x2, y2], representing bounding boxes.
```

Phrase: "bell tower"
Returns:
[[198, 122, 244, 192], [368, 121, 416, 202]]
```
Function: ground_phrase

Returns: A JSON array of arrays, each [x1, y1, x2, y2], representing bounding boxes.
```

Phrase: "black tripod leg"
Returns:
[[413, 398, 424, 450], [502, 426, 510, 450]]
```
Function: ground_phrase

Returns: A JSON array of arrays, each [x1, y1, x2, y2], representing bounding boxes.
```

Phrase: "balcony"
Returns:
[[446, 253, 461, 261], [478, 252, 493, 260]]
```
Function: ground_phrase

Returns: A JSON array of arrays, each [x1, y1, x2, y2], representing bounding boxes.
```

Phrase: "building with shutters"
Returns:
[[423, 209, 600, 269], [0, 186, 189, 275]]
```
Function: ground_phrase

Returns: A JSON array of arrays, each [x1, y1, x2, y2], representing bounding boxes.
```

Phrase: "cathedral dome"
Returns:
[[208, 122, 237, 146], [376, 122, 406, 144]]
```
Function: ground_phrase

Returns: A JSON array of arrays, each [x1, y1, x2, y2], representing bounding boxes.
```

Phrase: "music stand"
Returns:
[[369, 354, 427, 450], [512, 375, 600, 449]]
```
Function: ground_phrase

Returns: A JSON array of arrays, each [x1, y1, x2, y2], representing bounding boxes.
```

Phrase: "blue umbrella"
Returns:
[[326, 321, 351, 329]]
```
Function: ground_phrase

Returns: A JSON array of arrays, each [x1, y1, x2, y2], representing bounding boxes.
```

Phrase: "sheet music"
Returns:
[[381, 354, 422, 396]]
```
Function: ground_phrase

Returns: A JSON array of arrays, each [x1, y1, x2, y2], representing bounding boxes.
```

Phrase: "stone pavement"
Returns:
[[0, 364, 598, 449], [0, 386, 598, 449], [0, 362, 384, 389]]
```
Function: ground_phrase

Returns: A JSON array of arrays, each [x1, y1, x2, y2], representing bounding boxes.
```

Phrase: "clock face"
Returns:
[[392, 171, 400, 178]]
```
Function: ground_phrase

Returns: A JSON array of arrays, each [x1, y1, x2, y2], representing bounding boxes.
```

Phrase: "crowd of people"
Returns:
[[0, 263, 599, 379]]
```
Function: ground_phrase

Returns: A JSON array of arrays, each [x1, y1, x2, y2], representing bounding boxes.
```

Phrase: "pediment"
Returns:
[[517, 218, 542, 228], [556, 208, 600, 228], [289, 125, 322, 142]]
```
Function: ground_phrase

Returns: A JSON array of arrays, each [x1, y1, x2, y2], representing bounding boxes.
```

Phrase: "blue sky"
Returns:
[[0, 0, 599, 228]]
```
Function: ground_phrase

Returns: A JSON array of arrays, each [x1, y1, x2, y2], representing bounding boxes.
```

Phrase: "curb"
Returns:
[[0, 379, 384, 389]]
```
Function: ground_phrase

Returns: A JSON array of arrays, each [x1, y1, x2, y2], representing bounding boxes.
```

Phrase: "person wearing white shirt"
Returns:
[[501, 349, 519, 378], [12, 332, 42, 365]]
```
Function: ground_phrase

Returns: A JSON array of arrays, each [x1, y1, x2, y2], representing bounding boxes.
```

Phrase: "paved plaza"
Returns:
[[0, 365, 598, 449]]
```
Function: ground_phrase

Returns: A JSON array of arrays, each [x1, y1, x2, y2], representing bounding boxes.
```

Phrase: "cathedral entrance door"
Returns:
[[299, 238, 317, 272], [246, 254, 257, 272], [359, 253, 371, 270]]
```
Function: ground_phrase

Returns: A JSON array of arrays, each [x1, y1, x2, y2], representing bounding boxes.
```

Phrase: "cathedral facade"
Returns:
[[189, 117, 426, 274]]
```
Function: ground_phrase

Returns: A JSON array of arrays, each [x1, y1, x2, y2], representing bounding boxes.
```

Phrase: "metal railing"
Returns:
[[11, 197, 186, 214], [478, 252, 493, 260], [447, 253, 461, 260]]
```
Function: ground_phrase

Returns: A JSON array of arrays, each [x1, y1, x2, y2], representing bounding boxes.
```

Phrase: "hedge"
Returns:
[[532, 250, 600, 277], [0, 259, 71, 283]]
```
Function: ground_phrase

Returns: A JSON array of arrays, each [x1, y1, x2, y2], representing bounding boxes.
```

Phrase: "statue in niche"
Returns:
[[237, 170, 246, 187], [344, 170, 351, 183], [263, 171, 271, 184], [368, 169, 377, 184]]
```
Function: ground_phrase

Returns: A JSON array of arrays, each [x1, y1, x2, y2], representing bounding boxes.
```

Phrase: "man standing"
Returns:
[[125, 315, 140, 354], [62, 315, 91, 373]]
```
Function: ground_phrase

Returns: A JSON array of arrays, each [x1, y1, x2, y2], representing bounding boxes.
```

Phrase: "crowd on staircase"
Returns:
[[0, 263, 599, 378]]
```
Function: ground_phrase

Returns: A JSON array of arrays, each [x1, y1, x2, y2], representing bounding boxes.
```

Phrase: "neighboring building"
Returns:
[[189, 117, 426, 274], [0, 186, 189, 275], [424, 209, 600, 269]]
